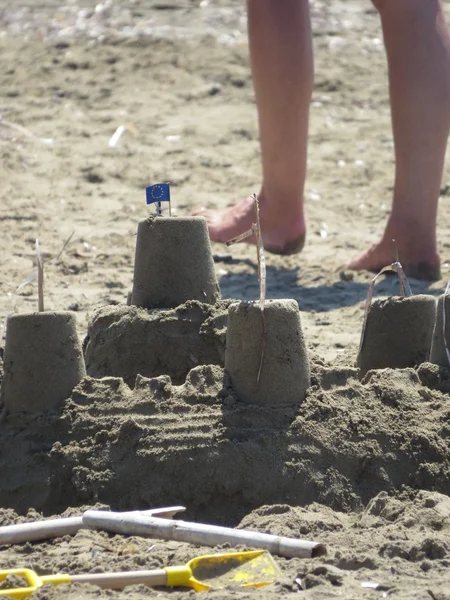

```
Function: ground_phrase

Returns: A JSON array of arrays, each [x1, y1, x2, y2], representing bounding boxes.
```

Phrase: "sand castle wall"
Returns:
[[84, 301, 230, 386], [0, 356, 448, 523]]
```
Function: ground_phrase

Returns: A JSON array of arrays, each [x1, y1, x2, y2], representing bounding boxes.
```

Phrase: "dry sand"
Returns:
[[1, 1, 450, 598]]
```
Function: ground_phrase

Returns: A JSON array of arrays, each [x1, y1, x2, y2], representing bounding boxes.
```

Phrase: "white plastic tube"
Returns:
[[0, 506, 185, 545], [82, 511, 326, 559]]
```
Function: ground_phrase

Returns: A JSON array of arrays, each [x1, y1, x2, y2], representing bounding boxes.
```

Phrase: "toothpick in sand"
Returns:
[[226, 193, 267, 386]]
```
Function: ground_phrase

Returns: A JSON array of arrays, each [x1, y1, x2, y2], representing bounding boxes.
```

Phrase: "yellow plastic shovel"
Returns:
[[0, 550, 280, 598]]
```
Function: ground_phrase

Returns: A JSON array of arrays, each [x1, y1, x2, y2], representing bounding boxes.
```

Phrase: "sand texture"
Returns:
[[1, 1, 450, 598], [84, 300, 230, 385]]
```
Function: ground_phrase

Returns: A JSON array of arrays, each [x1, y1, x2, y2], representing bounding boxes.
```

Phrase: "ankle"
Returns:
[[382, 214, 438, 265], [258, 186, 305, 224]]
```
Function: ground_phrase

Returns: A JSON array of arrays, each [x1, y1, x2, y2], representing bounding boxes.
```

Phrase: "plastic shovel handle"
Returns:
[[82, 511, 326, 559], [0, 507, 185, 546]]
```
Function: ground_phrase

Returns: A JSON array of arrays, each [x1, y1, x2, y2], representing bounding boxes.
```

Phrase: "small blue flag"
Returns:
[[146, 182, 170, 205]]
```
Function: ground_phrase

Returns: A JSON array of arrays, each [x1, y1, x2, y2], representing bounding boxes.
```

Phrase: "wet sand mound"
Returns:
[[1, 357, 449, 525]]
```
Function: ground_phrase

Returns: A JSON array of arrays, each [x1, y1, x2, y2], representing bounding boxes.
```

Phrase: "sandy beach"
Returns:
[[0, 1, 450, 598]]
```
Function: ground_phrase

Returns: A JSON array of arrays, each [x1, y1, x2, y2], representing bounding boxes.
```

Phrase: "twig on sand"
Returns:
[[443, 279, 450, 368], [55, 230, 75, 262], [225, 193, 267, 387], [358, 259, 412, 356], [393, 239, 405, 297], [254, 196, 266, 312], [225, 229, 254, 246], [0, 116, 53, 144], [36, 239, 44, 312], [15, 234, 74, 311], [15, 239, 45, 312], [253, 195, 266, 386]]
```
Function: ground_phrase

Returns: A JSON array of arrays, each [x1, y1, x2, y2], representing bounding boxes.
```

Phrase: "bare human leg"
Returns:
[[194, 0, 313, 254], [348, 0, 450, 280]]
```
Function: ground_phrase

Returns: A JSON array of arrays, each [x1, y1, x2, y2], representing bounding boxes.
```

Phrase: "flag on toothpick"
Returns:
[[146, 182, 171, 215]]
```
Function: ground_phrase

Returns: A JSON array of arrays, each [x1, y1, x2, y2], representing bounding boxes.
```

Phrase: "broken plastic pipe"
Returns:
[[0, 506, 185, 546], [82, 511, 326, 559]]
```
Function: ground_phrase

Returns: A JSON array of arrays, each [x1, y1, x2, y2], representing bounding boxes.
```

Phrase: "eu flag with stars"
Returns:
[[146, 182, 171, 205]]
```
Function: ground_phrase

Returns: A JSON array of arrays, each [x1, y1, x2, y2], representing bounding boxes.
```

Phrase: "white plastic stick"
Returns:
[[0, 507, 185, 546], [82, 512, 326, 559], [108, 125, 126, 148]]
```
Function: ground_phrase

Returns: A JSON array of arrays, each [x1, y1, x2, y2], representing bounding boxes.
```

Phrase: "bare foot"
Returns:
[[347, 234, 441, 281], [193, 194, 306, 255]]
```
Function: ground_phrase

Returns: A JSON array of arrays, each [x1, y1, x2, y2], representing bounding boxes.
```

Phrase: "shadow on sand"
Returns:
[[215, 256, 445, 313]]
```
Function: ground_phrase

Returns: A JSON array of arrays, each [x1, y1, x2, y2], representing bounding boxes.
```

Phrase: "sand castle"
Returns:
[[0, 200, 448, 521]]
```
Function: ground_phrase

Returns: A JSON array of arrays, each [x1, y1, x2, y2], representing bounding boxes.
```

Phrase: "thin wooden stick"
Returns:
[[443, 279, 450, 368], [17, 234, 72, 308], [0, 117, 52, 144], [36, 239, 44, 312], [224, 194, 267, 388], [55, 230, 75, 261], [254, 195, 266, 312], [225, 227, 253, 246], [358, 261, 412, 355], [392, 239, 405, 296], [253, 195, 267, 387], [395, 263, 412, 297]]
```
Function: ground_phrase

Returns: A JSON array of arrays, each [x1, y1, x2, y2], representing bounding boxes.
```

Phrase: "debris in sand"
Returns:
[[108, 125, 126, 147], [0, 116, 53, 145]]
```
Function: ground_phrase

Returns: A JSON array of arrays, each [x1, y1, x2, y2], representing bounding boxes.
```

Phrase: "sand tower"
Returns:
[[130, 216, 220, 309], [1, 311, 86, 413], [357, 295, 437, 375], [225, 300, 310, 406]]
